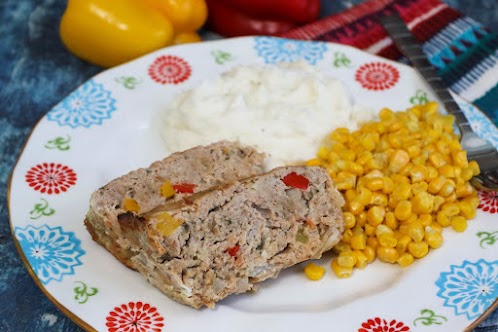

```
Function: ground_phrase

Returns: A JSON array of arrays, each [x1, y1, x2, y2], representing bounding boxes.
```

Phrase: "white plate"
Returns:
[[8, 36, 498, 332]]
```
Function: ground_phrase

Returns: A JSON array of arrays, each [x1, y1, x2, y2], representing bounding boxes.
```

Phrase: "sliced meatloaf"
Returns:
[[127, 166, 344, 308], [84, 141, 265, 269]]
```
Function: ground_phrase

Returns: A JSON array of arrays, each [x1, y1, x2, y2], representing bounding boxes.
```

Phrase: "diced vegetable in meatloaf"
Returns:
[[84, 141, 265, 269], [127, 166, 344, 308]]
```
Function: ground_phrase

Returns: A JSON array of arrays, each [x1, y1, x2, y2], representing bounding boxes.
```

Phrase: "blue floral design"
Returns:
[[47, 79, 116, 128], [15, 224, 85, 285], [436, 259, 498, 320], [456, 99, 498, 149], [254, 37, 327, 65]]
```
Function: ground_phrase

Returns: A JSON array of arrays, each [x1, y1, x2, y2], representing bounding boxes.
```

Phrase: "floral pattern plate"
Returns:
[[8, 36, 498, 332]]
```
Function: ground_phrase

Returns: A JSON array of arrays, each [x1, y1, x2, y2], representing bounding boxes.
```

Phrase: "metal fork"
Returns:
[[379, 13, 498, 191]]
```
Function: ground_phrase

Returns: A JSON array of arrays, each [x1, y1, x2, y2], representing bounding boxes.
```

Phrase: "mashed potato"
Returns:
[[161, 62, 375, 169]]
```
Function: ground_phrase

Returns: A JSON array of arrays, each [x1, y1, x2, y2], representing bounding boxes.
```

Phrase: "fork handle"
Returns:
[[379, 14, 473, 134]]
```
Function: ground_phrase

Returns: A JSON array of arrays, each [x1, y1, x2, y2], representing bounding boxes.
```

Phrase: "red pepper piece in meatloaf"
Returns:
[[84, 141, 265, 269], [129, 166, 344, 309]]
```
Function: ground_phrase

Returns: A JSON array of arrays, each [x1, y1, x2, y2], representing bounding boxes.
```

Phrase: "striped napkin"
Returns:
[[281, 0, 498, 126]]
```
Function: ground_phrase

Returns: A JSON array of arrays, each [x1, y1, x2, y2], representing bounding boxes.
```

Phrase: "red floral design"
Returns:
[[106, 301, 164, 332], [358, 317, 411, 332], [355, 62, 400, 91], [148, 55, 191, 84], [478, 190, 498, 213], [25, 163, 77, 194]]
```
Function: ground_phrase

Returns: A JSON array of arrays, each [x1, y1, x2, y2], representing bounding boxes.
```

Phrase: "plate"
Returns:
[[8, 36, 498, 332]]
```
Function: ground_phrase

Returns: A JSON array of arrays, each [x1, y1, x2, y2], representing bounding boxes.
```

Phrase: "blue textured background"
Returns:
[[1, 0, 497, 331]]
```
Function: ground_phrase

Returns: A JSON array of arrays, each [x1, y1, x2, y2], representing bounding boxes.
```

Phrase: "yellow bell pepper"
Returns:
[[60, 0, 208, 68]]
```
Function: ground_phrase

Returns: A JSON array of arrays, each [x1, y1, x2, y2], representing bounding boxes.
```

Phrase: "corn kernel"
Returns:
[[367, 206, 386, 226], [441, 203, 460, 216], [439, 164, 455, 178], [351, 232, 367, 250], [439, 182, 455, 197], [343, 212, 356, 229], [453, 150, 469, 168], [408, 241, 429, 259], [331, 258, 353, 278], [160, 181, 176, 199], [456, 182, 474, 198], [392, 183, 412, 201], [385, 212, 399, 230], [459, 199, 476, 219], [468, 160, 480, 176], [425, 226, 444, 248], [365, 178, 384, 191], [436, 211, 451, 227], [430, 222, 443, 233], [397, 252, 415, 267], [363, 245, 376, 263], [306, 158, 322, 166], [412, 181, 429, 195], [357, 187, 373, 205], [396, 234, 412, 253], [412, 191, 434, 214], [337, 251, 357, 268], [451, 216, 468, 232], [342, 229, 353, 244], [428, 176, 446, 194], [123, 197, 140, 213], [304, 262, 326, 281], [354, 250, 369, 269], [408, 222, 425, 242], [378, 234, 397, 247], [433, 195, 445, 211], [333, 242, 351, 253], [366, 236, 379, 250], [419, 214, 433, 227], [382, 177, 394, 194], [370, 192, 388, 206], [317, 146, 329, 160], [377, 246, 399, 263], [409, 165, 429, 182], [427, 166, 438, 180], [356, 211, 367, 228], [349, 200, 365, 216], [389, 149, 410, 173], [394, 200, 412, 221]]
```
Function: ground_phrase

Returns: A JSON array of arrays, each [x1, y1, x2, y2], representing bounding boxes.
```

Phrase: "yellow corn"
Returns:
[[468, 160, 480, 176], [394, 200, 412, 221], [337, 251, 357, 268], [314, 102, 478, 278], [397, 252, 415, 267], [343, 211, 356, 229], [304, 262, 326, 281], [408, 222, 425, 242], [425, 226, 444, 248], [412, 191, 434, 214], [351, 232, 367, 250], [392, 182, 412, 201], [123, 197, 140, 213], [408, 241, 429, 259], [396, 234, 412, 253], [377, 246, 399, 263], [451, 216, 467, 232], [367, 206, 386, 226], [160, 181, 176, 199], [306, 158, 322, 166], [331, 258, 353, 278], [459, 199, 477, 219]]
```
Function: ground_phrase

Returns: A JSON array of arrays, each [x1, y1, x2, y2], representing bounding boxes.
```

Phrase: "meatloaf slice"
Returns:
[[84, 141, 265, 269], [128, 166, 344, 308]]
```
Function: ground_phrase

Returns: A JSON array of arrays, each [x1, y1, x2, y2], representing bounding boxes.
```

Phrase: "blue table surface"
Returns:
[[1, 1, 497, 331]]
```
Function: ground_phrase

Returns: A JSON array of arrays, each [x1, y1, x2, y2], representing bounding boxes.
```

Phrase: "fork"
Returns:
[[379, 13, 498, 191]]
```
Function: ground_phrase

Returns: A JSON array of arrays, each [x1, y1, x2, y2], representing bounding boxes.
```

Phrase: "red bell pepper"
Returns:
[[219, 0, 320, 24], [205, 0, 297, 37]]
